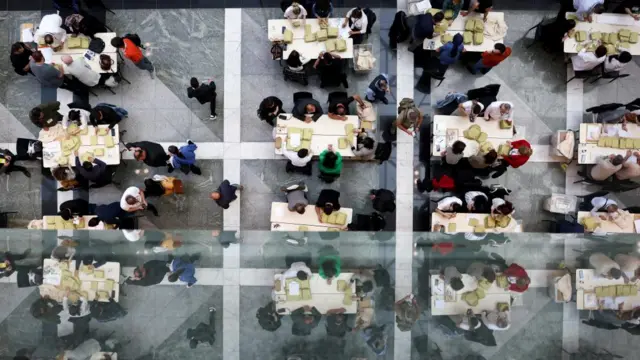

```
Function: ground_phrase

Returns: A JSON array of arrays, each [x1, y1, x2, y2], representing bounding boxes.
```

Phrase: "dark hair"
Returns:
[[469, 316, 480, 329], [484, 150, 498, 164], [190, 77, 199, 88], [352, 9, 363, 18], [610, 268, 622, 279], [473, 197, 490, 213], [450, 277, 464, 291], [595, 45, 607, 58], [451, 203, 463, 212], [611, 155, 625, 166], [126, 196, 138, 205], [287, 50, 303, 68], [189, 339, 199, 349], [322, 52, 334, 64], [619, 51, 632, 63], [297, 271, 308, 280], [44, 35, 54, 45], [362, 280, 374, 293], [449, 33, 463, 57], [168, 145, 179, 155], [323, 203, 334, 215], [482, 268, 496, 283], [110, 37, 124, 48], [31, 50, 44, 62], [496, 201, 514, 215], [323, 151, 338, 168], [168, 273, 180, 282], [68, 303, 80, 316], [59, 210, 71, 221], [452, 140, 466, 154], [297, 148, 309, 158], [322, 260, 336, 278], [88, 218, 100, 227], [494, 43, 506, 53], [362, 137, 375, 149], [29, 107, 43, 121], [472, 104, 482, 115], [433, 11, 445, 23], [68, 110, 80, 121], [52, 167, 70, 181], [82, 162, 93, 172], [565, 19, 577, 32], [295, 204, 306, 214], [133, 267, 143, 278], [11, 42, 23, 53], [593, 4, 605, 14]]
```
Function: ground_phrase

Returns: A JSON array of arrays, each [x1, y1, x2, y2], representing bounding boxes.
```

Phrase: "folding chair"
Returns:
[[327, 91, 348, 104], [566, 67, 601, 84], [524, 17, 548, 49], [590, 70, 630, 84], [293, 91, 313, 104]]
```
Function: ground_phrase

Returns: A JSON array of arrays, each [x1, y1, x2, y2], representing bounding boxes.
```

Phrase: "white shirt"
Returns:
[[465, 191, 488, 207], [36, 14, 67, 46], [491, 198, 506, 212], [484, 101, 514, 121], [437, 196, 463, 211], [346, 8, 369, 34], [62, 296, 90, 318], [573, 0, 604, 20], [284, 5, 308, 19], [482, 311, 511, 331], [120, 186, 142, 212], [64, 57, 100, 87], [604, 55, 628, 72], [460, 100, 484, 115], [451, 315, 482, 331], [62, 108, 89, 129], [282, 148, 312, 167], [590, 197, 616, 217], [280, 261, 312, 283], [571, 49, 606, 71]]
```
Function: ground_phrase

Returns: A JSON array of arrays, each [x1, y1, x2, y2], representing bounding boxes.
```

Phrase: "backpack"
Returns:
[[271, 43, 284, 60], [256, 301, 281, 331], [398, 97, 417, 114], [374, 142, 392, 164], [88, 38, 105, 53], [123, 33, 143, 48]]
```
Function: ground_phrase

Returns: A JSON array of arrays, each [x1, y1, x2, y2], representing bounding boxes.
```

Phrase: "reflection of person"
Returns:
[[187, 307, 216, 348], [318, 246, 341, 284], [125, 260, 170, 286], [291, 305, 322, 336], [590, 253, 624, 280], [0, 250, 30, 279], [503, 263, 531, 292]]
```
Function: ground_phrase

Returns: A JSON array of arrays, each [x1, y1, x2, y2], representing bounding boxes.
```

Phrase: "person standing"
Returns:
[[111, 35, 155, 78], [29, 102, 62, 129], [342, 7, 369, 45], [88, 202, 127, 229], [10, 42, 33, 75], [90, 103, 128, 129], [0, 148, 31, 178], [291, 305, 322, 335], [571, 45, 607, 71], [125, 141, 169, 168], [120, 186, 159, 216], [442, 140, 466, 166], [60, 55, 104, 88], [258, 96, 284, 126], [470, 43, 512, 75], [187, 307, 217, 348], [187, 77, 218, 121], [210, 180, 243, 209], [29, 51, 64, 88], [35, 13, 67, 49], [365, 73, 390, 104], [168, 140, 202, 175], [73, 150, 110, 187]]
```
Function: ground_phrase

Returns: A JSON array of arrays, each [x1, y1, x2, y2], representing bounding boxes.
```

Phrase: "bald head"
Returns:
[[61, 55, 73, 65]]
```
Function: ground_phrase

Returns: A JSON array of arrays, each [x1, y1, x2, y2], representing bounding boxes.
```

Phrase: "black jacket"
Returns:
[[59, 199, 90, 217], [126, 141, 169, 167], [291, 307, 322, 336], [187, 81, 216, 104], [91, 105, 122, 129], [258, 96, 283, 121], [389, 11, 410, 49], [125, 260, 170, 286], [292, 98, 323, 122], [10, 43, 33, 76]]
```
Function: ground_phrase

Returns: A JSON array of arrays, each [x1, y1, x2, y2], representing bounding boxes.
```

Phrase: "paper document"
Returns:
[[288, 281, 300, 296], [634, 220, 640, 233], [289, 133, 301, 147], [40, 47, 54, 64], [598, 14, 637, 26], [22, 28, 34, 42], [415, 0, 432, 13], [434, 299, 445, 309]]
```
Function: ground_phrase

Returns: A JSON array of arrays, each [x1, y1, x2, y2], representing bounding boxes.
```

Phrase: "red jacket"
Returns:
[[481, 47, 512, 67], [504, 263, 529, 292], [503, 139, 531, 169]]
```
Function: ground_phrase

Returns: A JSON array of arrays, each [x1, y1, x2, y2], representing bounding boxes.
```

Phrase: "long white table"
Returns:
[[270, 202, 353, 230], [42, 258, 120, 303], [431, 115, 514, 157], [42, 216, 105, 230], [577, 123, 640, 164], [273, 273, 358, 314], [432, 212, 522, 233], [430, 274, 511, 316], [576, 268, 640, 310], [565, 13, 640, 54], [43, 33, 118, 73], [42, 125, 121, 169], [275, 114, 359, 157], [577, 211, 639, 233], [424, 30, 503, 52], [267, 18, 354, 61]]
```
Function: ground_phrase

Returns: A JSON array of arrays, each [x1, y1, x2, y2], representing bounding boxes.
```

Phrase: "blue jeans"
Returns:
[[472, 60, 491, 74], [135, 56, 154, 73], [96, 103, 128, 119]]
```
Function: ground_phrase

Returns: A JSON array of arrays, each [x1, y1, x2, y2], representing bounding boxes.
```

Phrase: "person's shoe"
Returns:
[[149, 69, 155, 79], [187, 139, 194, 145], [209, 115, 217, 121], [280, 186, 288, 192], [191, 165, 202, 175], [381, 98, 389, 105], [21, 169, 31, 178], [167, 165, 174, 173]]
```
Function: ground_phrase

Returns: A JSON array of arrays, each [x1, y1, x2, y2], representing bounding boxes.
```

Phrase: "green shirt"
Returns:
[[318, 254, 341, 279], [318, 150, 343, 175]]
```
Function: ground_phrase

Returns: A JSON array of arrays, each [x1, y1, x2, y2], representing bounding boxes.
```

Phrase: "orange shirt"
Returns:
[[481, 47, 512, 67], [123, 38, 143, 64]]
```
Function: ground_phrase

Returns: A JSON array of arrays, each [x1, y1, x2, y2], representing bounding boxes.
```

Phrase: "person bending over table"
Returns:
[[352, 130, 375, 159], [327, 94, 364, 120], [596, 106, 638, 125], [58, 199, 92, 221], [279, 260, 312, 284], [503, 263, 530, 292], [500, 139, 532, 170], [484, 101, 513, 122], [35, 13, 67, 50], [590, 252, 626, 281], [89, 202, 127, 229], [73, 150, 109, 187], [126, 141, 169, 168], [462, 0, 493, 22], [342, 7, 369, 45], [291, 305, 322, 336], [469, 150, 498, 174], [571, 45, 607, 71], [312, 0, 333, 19], [284, 2, 308, 22], [60, 55, 106, 88], [315, 189, 341, 222], [62, 12, 108, 39], [440, 265, 464, 291], [318, 145, 343, 182], [30, 102, 62, 129], [490, 199, 514, 218], [540, 17, 576, 54], [443, 0, 464, 22], [616, 152, 640, 180], [613, 0, 640, 20], [90, 103, 128, 129], [451, 309, 481, 331], [282, 182, 309, 214], [318, 245, 341, 285], [482, 309, 510, 330], [435, 195, 464, 219], [292, 97, 323, 123], [62, 108, 89, 130], [590, 153, 626, 181], [464, 190, 490, 213]]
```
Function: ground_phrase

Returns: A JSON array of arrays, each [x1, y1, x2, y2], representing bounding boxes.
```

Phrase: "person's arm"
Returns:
[[311, 306, 322, 323], [396, 121, 412, 135], [315, 206, 324, 222], [352, 94, 365, 107], [483, 7, 492, 21], [92, 158, 107, 174], [139, 189, 148, 206], [626, 7, 640, 20], [342, 9, 351, 28], [415, 113, 424, 131], [327, 112, 346, 120], [358, 15, 368, 35], [458, 103, 469, 116], [313, 51, 324, 69]]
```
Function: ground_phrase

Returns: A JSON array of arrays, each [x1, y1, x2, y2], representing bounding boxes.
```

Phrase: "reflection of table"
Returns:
[[42, 125, 121, 168], [577, 123, 640, 164], [42, 216, 103, 230], [576, 269, 640, 310], [42, 259, 120, 303], [431, 115, 513, 157], [267, 19, 354, 60], [270, 202, 353, 230], [271, 222, 331, 232], [564, 13, 640, 54], [430, 274, 511, 315], [275, 114, 359, 157], [577, 211, 639, 233], [91, 354, 117, 360], [431, 212, 522, 233], [273, 273, 357, 314]]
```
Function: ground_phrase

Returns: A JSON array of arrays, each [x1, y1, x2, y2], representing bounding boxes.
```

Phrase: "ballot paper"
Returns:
[[40, 47, 54, 64], [288, 281, 301, 296], [598, 13, 637, 26], [634, 219, 640, 233], [22, 28, 34, 42], [586, 124, 601, 141], [289, 133, 301, 147]]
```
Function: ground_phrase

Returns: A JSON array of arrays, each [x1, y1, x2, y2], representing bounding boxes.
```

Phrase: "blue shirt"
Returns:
[[438, 42, 464, 65], [171, 257, 197, 286], [171, 143, 197, 168]]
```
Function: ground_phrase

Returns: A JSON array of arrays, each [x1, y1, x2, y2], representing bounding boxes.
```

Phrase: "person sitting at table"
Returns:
[[451, 309, 482, 332], [596, 105, 639, 125], [52, 165, 84, 191], [125, 260, 171, 286], [616, 152, 640, 180], [442, 140, 466, 166], [30, 101, 62, 129], [604, 51, 632, 73], [315, 188, 341, 220], [590, 153, 626, 181], [120, 185, 159, 216], [318, 145, 343, 182], [458, 99, 484, 123], [284, 2, 308, 21], [318, 245, 341, 284], [484, 101, 513, 123], [436, 33, 465, 72], [503, 262, 530, 292], [462, 0, 494, 21], [286, 50, 306, 71], [314, 52, 348, 88], [61, 55, 109, 88], [491, 199, 514, 218], [62, 294, 90, 319], [441, 265, 464, 291], [258, 96, 284, 126], [62, 108, 89, 130], [90, 103, 128, 129], [469, 149, 498, 174], [58, 199, 91, 221], [10, 42, 33, 76], [352, 129, 375, 159], [125, 141, 170, 168], [88, 202, 127, 229], [325, 307, 351, 337], [590, 252, 625, 280], [291, 305, 322, 336], [62, 12, 107, 39], [282, 181, 309, 214], [342, 7, 368, 45], [443, 0, 464, 21], [464, 190, 490, 213], [613, 0, 640, 20], [312, 0, 333, 19], [0, 148, 31, 178], [365, 73, 390, 104], [35, 13, 67, 50], [539, 17, 576, 54], [328, 94, 364, 120], [292, 97, 323, 123], [279, 259, 312, 283], [283, 147, 313, 175], [414, 11, 445, 42], [562, 0, 605, 22], [481, 309, 510, 330], [435, 195, 464, 219], [571, 45, 607, 71]]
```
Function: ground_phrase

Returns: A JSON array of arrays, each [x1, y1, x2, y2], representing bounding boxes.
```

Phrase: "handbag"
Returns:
[[99, 54, 113, 71], [270, 43, 283, 60], [88, 38, 105, 53]]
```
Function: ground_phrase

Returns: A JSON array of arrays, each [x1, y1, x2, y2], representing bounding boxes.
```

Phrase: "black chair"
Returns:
[[427, 70, 446, 87], [364, 8, 377, 36], [0, 211, 17, 228], [585, 102, 625, 114], [293, 91, 313, 104], [590, 65, 630, 84], [327, 91, 348, 104], [524, 17, 548, 48], [626, 98, 640, 111], [566, 68, 601, 83]]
